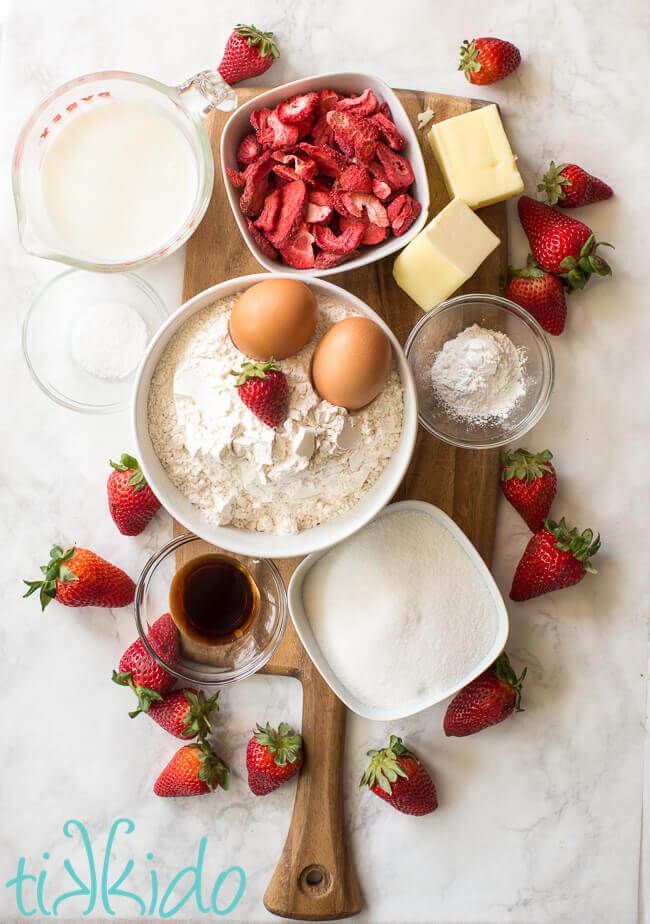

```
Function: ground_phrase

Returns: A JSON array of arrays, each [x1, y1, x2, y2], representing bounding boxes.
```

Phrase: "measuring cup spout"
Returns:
[[176, 71, 238, 119]]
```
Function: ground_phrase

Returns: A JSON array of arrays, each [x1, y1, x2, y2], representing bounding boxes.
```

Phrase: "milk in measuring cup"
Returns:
[[41, 101, 198, 263]]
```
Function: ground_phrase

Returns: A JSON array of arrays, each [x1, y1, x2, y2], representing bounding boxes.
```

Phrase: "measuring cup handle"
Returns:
[[176, 71, 238, 118]]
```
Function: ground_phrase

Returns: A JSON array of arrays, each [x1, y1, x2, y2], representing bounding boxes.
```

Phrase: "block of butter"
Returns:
[[428, 104, 523, 209], [392, 197, 500, 311]]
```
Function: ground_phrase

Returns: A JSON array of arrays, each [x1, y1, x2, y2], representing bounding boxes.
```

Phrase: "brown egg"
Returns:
[[229, 278, 318, 360], [312, 317, 392, 411]]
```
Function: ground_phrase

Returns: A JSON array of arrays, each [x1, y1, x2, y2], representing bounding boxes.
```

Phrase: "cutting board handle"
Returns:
[[263, 667, 362, 921]]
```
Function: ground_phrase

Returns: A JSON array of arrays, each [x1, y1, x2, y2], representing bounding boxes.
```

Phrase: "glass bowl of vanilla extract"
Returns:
[[134, 533, 287, 686]]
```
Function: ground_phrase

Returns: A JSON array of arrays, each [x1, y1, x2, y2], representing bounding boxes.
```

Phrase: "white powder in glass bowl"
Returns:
[[303, 508, 498, 712], [430, 324, 526, 422], [147, 292, 404, 535]]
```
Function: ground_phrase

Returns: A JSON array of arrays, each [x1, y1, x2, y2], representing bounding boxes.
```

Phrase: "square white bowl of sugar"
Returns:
[[288, 499, 509, 721]]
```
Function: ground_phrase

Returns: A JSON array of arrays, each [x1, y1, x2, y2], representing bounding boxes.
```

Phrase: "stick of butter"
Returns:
[[392, 198, 500, 311], [428, 104, 524, 209]]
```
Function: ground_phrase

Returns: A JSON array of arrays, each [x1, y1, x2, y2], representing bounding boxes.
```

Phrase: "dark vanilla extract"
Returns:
[[169, 554, 258, 645]]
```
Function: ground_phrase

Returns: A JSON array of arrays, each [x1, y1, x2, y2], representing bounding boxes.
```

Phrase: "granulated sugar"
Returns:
[[303, 508, 498, 711]]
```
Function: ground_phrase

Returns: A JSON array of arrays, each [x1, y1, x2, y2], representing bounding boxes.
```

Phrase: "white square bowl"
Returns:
[[220, 72, 430, 277], [288, 499, 510, 721]]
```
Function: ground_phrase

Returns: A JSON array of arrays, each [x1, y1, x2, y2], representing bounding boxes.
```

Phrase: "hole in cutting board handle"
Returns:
[[299, 864, 331, 896]]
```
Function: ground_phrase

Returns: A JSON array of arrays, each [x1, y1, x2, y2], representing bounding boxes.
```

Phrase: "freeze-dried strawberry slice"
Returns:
[[368, 112, 406, 150], [379, 101, 393, 120], [277, 92, 319, 124], [299, 143, 346, 178], [227, 167, 246, 188], [326, 110, 379, 163], [271, 150, 319, 180], [254, 188, 283, 232], [340, 192, 389, 227], [329, 181, 351, 217], [317, 88, 341, 115], [386, 184, 410, 202], [246, 219, 279, 260], [237, 133, 262, 167], [367, 160, 392, 200], [339, 165, 372, 194], [376, 142, 414, 188], [258, 109, 302, 149], [313, 218, 366, 254], [315, 250, 359, 269], [306, 189, 333, 224], [311, 114, 334, 147], [239, 152, 275, 217], [372, 177, 392, 200], [266, 180, 309, 247], [334, 88, 379, 118], [387, 193, 422, 236], [250, 108, 271, 140], [341, 215, 390, 246], [279, 224, 315, 269], [273, 163, 315, 185]]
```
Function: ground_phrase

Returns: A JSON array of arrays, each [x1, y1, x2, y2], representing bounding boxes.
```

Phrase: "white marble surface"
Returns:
[[1, 1, 648, 922]]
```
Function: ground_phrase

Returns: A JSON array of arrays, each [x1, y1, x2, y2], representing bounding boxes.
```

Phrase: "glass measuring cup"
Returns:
[[12, 69, 237, 272]]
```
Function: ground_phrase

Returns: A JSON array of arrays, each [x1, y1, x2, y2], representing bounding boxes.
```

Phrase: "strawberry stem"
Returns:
[[359, 735, 416, 795], [544, 517, 601, 573], [493, 652, 527, 712], [501, 448, 553, 483], [112, 670, 164, 717], [109, 453, 148, 494], [23, 544, 78, 611], [253, 722, 302, 767], [231, 358, 279, 388]]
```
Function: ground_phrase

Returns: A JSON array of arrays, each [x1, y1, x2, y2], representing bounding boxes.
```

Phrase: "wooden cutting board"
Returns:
[[175, 87, 507, 921]]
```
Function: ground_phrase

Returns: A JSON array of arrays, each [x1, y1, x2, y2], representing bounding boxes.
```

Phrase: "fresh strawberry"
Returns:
[[112, 613, 179, 715], [510, 517, 600, 601], [459, 37, 521, 85], [517, 196, 613, 289], [360, 735, 437, 816], [538, 161, 613, 209], [504, 256, 568, 335], [217, 24, 280, 86], [24, 544, 135, 611], [443, 652, 526, 737], [154, 741, 229, 797], [231, 359, 288, 428], [107, 453, 161, 536], [500, 448, 557, 532], [148, 689, 220, 739], [246, 721, 303, 795]]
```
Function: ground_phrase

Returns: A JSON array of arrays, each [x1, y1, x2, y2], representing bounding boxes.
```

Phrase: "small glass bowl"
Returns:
[[22, 269, 167, 414], [404, 294, 555, 449], [134, 533, 288, 686]]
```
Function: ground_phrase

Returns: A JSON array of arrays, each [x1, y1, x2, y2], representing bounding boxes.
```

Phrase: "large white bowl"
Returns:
[[288, 500, 510, 721], [220, 72, 430, 277], [133, 274, 418, 558]]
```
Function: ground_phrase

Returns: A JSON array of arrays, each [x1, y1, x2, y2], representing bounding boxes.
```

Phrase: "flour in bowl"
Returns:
[[147, 293, 404, 535], [303, 508, 498, 711]]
